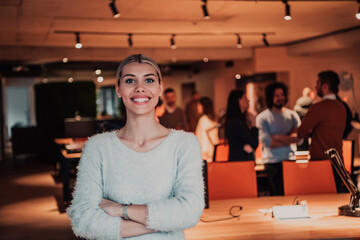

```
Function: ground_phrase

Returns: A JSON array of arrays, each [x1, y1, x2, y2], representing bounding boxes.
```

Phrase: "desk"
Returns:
[[55, 138, 86, 205], [185, 194, 360, 239]]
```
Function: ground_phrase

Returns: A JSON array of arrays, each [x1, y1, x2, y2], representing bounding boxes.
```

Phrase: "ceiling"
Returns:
[[0, 0, 359, 65]]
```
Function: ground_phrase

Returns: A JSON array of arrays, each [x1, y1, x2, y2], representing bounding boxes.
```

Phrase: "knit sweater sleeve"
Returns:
[[297, 103, 322, 139], [146, 133, 205, 231], [67, 138, 121, 240], [256, 113, 272, 148]]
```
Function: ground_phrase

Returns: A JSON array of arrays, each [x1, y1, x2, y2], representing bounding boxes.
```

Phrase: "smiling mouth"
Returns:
[[131, 97, 151, 103]]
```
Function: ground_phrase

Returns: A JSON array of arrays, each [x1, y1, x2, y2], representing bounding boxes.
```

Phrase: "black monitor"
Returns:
[[64, 118, 97, 138]]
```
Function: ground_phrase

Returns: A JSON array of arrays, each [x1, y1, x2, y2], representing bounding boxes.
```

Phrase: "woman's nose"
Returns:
[[135, 83, 145, 92]]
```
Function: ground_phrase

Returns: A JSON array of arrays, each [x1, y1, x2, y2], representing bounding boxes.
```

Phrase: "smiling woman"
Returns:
[[67, 54, 205, 240]]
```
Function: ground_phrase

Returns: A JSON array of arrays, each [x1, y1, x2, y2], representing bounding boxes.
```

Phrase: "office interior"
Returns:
[[1, 0, 360, 239]]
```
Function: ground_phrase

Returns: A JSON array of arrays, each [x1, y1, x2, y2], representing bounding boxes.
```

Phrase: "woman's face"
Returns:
[[239, 94, 249, 113], [116, 62, 163, 116]]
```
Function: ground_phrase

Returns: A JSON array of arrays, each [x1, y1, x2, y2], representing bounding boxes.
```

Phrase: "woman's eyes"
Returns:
[[124, 78, 135, 84], [123, 78, 156, 84], [145, 78, 155, 83]]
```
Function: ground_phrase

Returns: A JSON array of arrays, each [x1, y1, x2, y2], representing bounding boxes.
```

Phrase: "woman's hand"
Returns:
[[243, 144, 254, 153], [99, 198, 122, 217]]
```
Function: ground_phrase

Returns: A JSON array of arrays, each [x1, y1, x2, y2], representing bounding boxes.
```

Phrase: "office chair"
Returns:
[[282, 160, 336, 196], [207, 161, 258, 200]]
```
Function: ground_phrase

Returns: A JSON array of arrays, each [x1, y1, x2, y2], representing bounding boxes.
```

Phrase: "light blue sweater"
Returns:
[[67, 130, 204, 240], [256, 108, 301, 163]]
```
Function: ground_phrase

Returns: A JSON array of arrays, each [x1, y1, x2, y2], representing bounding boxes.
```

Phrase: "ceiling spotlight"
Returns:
[[171, 57, 178, 63], [201, 0, 210, 20], [62, 57, 68, 63], [97, 76, 104, 83], [203, 57, 209, 63], [75, 32, 82, 49], [283, 0, 292, 20], [94, 68, 101, 75], [128, 33, 133, 47], [356, 5, 360, 20], [236, 34, 242, 48], [262, 33, 269, 47], [170, 34, 177, 49], [235, 74, 241, 80], [68, 77, 74, 83], [109, 0, 120, 18]]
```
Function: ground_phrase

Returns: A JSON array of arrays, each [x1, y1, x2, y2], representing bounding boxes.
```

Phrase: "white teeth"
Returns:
[[133, 98, 150, 102]]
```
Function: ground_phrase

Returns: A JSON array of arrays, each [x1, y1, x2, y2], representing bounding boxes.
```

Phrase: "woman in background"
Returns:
[[195, 97, 220, 162], [68, 54, 204, 239], [225, 90, 259, 161]]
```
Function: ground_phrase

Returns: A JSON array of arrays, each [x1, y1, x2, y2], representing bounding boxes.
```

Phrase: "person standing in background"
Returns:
[[256, 82, 300, 196], [297, 70, 346, 192], [225, 90, 259, 161], [293, 87, 315, 151], [196, 97, 220, 162], [185, 90, 201, 132], [298, 71, 346, 160], [336, 95, 353, 138], [159, 88, 186, 130], [293, 87, 314, 120]]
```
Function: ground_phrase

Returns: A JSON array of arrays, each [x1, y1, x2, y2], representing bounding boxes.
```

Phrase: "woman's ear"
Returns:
[[115, 82, 121, 98]]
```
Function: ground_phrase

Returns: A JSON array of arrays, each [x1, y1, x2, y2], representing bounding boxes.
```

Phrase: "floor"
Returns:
[[0, 152, 77, 240]]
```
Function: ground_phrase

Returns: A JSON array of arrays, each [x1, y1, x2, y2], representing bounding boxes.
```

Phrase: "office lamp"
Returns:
[[325, 148, 360, 217]]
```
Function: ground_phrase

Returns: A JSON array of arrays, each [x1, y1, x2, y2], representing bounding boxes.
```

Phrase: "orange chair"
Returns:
[[282, 160, 336, 196], [207, 161, 258, 200], [342, 139, 354, 175], [213, 144, 229, 162]]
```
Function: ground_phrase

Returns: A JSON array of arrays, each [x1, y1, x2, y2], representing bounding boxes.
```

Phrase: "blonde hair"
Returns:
[[116, 54, 162, 86]]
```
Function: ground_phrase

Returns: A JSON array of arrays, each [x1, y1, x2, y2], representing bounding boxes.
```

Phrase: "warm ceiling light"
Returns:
[[97, 76, 104, 83], [170, 34, 177, 49], [203, 57, 209, 63], [95, 69, 101, 75], [283, 0, 292, 20], [235, 74, 241, 80], [201, 0, 210, 20], [128, 33, 133, 47], [171, 57, 177, 63], [75, 32, 82, 49], [62, 57, 68, 63], [68, 77, 74, 83], [262, 33, 269, 47], [356, 5, 360, 20], [236, 34, 242, 48], [109, 0, 120, 18]]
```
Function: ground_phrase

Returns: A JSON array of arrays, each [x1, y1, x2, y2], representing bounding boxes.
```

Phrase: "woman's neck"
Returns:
[[117, 114, 170, 152], [119, 112, 168, 141]]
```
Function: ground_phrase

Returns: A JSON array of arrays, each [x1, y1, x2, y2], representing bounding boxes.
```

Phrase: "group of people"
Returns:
[[67, 53, 351, 239], [209, 70, 349, 197], [256, 71, 348, 196]]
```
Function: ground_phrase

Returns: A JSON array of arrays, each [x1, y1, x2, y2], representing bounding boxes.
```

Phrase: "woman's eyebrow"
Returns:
[[144, 73, 157, 77], [122, 74, 135, 78]]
